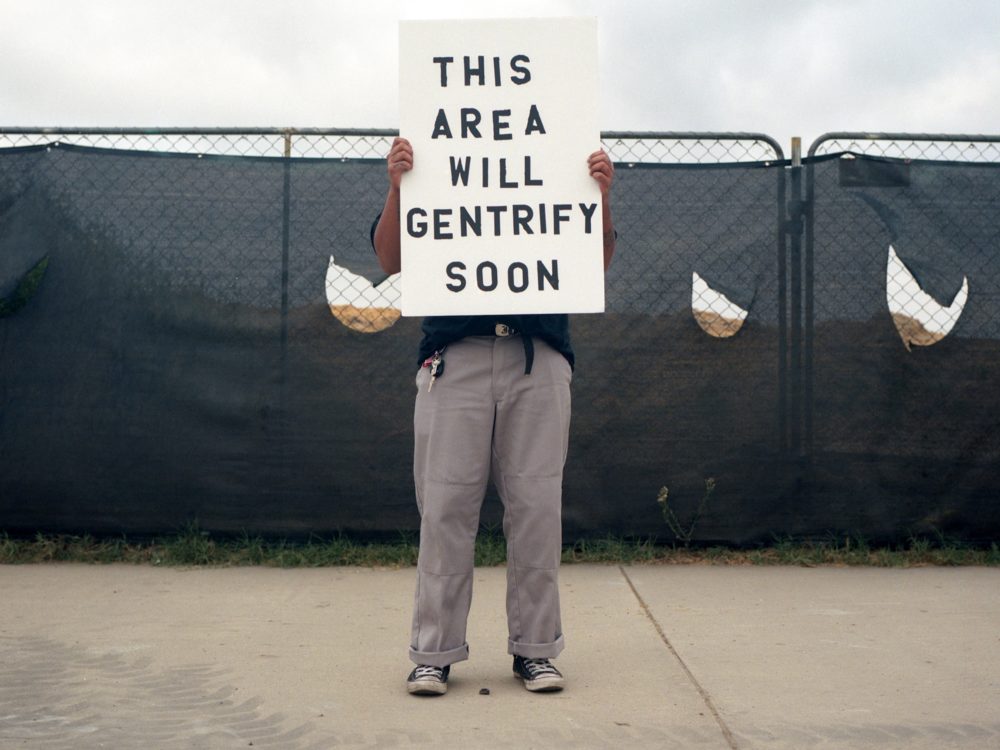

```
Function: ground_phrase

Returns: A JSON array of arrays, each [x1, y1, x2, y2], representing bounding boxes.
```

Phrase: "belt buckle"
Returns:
[[495, 323, 512, 337]]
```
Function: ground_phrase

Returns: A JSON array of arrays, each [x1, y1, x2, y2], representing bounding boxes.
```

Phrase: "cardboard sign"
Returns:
[[398, 17, 603, 316]]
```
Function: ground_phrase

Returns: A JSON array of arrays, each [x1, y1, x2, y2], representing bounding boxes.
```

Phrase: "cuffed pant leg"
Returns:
[[491, 338, 572, 659], [498, 475, 566, 659], [410, 339, 494, 667], [409, 478, 481, 667]]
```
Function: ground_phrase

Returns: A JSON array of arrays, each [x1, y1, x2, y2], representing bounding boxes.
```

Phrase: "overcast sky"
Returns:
[[2, 0, 998, 153]]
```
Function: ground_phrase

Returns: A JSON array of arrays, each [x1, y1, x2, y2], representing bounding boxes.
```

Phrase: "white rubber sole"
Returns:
[[518, 675, 565, 692], [407, 679, 447, 696]]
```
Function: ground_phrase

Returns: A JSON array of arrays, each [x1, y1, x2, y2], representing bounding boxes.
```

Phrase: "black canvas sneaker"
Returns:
[[407, 664, 450, 695], [512, 656, 565, 692]]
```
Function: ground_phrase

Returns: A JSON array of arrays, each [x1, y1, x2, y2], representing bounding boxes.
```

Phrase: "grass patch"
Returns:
[[0, 525, 419, 568], [737, 533, 1000, 567], [1, 527, 997, 567]]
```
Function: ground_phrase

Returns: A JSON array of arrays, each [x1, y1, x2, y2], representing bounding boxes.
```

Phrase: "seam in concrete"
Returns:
[[619, 565, 739, 750]]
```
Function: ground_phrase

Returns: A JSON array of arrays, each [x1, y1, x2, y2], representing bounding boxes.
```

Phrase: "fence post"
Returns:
[[776, 145, 788, 455], [281, 129, 292, 325], [786, 138, 804, 459], [801, 140, 814, 463], [279, 130, 292, 479]]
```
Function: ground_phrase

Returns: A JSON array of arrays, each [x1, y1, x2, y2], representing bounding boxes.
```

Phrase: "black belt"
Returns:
[[491, 322, 533, 375]]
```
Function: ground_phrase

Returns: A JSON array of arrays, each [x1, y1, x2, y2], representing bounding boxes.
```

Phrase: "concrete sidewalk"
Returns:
[[1, 564, 998, 749]]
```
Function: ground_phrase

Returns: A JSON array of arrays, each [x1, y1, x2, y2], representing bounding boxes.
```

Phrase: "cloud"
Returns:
[[593, 0, 1000, 147], [1, 0, 998, 150]]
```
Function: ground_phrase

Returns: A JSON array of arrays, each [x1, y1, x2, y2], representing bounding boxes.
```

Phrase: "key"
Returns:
[[427, 352, 444, 392]]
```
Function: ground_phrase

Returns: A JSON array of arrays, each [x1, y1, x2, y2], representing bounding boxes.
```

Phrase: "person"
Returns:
[[372, 136, 615, 696]]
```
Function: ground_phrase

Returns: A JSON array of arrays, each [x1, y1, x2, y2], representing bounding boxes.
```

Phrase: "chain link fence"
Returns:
[[0, 127, 784, 328], [800, 133, 1000, 538], [2, 128, 998, 542], [810, 133, 1000, 162]]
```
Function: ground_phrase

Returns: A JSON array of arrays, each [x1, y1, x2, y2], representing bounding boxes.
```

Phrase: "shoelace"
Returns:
[[522, 658, 560, 677], [413, 665, 444, 680]]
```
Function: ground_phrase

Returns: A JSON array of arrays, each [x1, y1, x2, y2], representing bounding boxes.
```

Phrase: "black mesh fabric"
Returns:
[[1, 143, 997, 542], [804, 154, 1000, 541]]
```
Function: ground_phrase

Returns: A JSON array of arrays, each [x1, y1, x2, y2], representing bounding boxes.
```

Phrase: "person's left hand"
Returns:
[[588, 149, 615, 197]]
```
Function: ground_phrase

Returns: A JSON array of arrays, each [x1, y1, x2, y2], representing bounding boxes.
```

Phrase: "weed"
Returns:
[[657, 478, 715, 547], [166, 521, 217, 565], [564, 536, 659, 564], [474, 526, 508, 567], [0, 533, 16, 561]]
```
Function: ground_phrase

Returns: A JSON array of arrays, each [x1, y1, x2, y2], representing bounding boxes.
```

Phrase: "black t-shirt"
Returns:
[[370, 213, 575, 370]]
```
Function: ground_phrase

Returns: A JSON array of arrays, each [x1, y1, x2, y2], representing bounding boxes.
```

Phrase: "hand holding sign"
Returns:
[[387, 137, 413, 191], [588, 150, 615, 198]]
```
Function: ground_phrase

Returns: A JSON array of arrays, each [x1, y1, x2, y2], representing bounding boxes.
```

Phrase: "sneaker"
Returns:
[[512, 656, 564, 692], [407, 664, 450, 695]]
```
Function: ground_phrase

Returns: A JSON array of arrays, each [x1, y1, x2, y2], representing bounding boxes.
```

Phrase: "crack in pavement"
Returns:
[[619, 564, 739, 750]]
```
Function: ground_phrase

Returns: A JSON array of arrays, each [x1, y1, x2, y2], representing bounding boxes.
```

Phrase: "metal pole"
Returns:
[[776, 145, 789, 454], [788, 138, 803, 458], [279, 131, 292, 489], [802, 139, 814, 463]]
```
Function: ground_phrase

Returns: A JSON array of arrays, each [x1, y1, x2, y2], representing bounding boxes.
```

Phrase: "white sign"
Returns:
[[398, 17, 604, 317]]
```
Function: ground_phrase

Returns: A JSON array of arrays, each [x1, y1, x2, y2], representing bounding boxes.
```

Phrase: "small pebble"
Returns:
[[479, 688, 491, 695]]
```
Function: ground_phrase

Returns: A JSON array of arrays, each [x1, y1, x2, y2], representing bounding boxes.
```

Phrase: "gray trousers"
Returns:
[[410, 335, 572, 667]]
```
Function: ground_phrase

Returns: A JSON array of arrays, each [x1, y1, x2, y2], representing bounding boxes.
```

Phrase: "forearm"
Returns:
[[587, 148, 616, 271], [602, 195, 616, 270], [373, 136, 413, 275], [373, 187, 402, 274]]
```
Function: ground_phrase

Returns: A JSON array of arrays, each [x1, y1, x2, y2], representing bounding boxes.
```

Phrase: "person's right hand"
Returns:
[[387, 137, 413, 191]]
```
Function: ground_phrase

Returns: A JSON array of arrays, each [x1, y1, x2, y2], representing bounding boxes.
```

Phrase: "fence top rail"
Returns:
[[0, 127, 785, 164], [808, 131, 1000, 162], [0, 126, 777, 139], [0, 126, 399, 137]]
